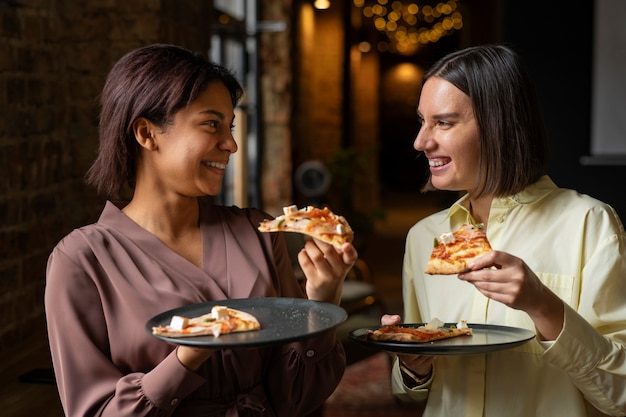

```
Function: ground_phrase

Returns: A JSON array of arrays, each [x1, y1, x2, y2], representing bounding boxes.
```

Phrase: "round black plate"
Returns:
[[146, 297, 347, 348], [349, 323, 535, 355]]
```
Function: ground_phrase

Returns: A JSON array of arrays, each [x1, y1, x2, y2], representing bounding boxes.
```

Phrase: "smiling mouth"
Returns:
[[202, 161, 227, 169], [428, 159, 450, 167]]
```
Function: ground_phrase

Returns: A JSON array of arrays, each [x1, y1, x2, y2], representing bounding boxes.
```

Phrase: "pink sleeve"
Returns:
[[267, 329, 346, 416], [45, 244, 205, 417]]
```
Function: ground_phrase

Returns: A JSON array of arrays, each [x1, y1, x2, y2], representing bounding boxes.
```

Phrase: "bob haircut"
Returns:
[[86, 44, 244, 198], [421, 44, 549, 198]]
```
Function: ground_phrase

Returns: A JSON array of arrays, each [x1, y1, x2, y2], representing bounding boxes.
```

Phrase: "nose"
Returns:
[[220, 132, 238, 154], [413, 124, 429, 151]]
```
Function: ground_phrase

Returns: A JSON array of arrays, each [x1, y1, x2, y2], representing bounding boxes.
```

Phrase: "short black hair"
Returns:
[[422, 44, 549, 197], [86, 44, 244, 197]]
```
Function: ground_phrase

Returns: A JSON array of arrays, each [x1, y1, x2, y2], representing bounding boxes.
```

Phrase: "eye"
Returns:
[[230, 124, 236, 132]]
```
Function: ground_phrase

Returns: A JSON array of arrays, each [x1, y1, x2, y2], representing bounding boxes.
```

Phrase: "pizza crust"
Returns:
[[424, 258, 469, 275]]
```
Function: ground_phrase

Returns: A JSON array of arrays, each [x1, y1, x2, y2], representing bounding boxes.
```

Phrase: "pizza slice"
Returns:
[[152, 305, 261, 338], [258, 205, 354, 249], [366, 318, 472, 343], [425, 223, 493, 275]]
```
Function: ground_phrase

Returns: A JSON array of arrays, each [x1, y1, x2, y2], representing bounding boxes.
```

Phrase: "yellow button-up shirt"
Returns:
[[394, 176, 626, 416]]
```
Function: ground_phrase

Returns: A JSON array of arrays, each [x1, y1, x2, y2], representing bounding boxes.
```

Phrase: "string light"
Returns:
[[355, 0, 463, 55], [314, 0, 331, 10]]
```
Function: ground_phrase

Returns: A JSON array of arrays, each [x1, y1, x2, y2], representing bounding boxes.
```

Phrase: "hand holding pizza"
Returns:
[[299, 239, 357, 305], [258, 205, 358, 305], [458, 250, 565, 341]]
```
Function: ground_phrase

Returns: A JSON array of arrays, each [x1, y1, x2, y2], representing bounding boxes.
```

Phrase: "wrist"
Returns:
[[399, 361, 432, 388]]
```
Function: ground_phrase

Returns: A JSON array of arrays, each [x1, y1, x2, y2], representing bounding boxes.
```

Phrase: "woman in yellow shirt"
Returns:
[[384, 44, 626, 416]]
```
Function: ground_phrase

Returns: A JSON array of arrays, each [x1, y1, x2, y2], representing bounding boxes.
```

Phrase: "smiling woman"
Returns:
[[45, 44, 358, 417], [386, 44, 626, 417], [128, 81, 238, 202]]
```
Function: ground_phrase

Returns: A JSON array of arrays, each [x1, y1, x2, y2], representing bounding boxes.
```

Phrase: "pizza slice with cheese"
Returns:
[[152, 305, 261, 338], [366, 318, 472, 343], [425, 223, 493, 275], [258, 205, 353, 249]]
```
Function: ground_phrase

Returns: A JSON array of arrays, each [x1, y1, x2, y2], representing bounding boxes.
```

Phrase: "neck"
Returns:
[[467, 194, 493, 226], [122, 188, 200, 240]]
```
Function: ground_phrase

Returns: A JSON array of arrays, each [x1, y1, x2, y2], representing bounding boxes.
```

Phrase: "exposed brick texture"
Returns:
[[0, 0, 213, 352]]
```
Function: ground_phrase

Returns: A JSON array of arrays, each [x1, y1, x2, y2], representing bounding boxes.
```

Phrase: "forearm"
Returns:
[[526, 286, 565, 341]]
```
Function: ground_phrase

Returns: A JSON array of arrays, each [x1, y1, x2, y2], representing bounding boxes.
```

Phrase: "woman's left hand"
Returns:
[[458, 250, 564, 340], [299, 239, 358, 305]]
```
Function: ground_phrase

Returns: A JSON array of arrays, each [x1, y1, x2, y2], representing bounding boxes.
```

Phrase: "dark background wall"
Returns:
[[502, 1, 626, 219], [378, 0, 626, 219]]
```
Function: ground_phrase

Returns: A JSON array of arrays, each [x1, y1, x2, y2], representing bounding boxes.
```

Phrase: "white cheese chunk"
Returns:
[[457, 320, 469, 329], [169, 315, 189, 331], [336, 224, 345, 235], [283, 205, 298, 215], [438, 232, 455, 244], [425, 317, 444, 330], [211, 306, 229, 321]]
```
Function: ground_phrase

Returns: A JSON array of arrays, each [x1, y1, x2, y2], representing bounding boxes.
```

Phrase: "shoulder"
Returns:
[[52, 224, 102, 256], [48, 223, 114, 275], [407, 208, 449, 241], [208, 205, 270, 225], [541, 187, 623, 229]]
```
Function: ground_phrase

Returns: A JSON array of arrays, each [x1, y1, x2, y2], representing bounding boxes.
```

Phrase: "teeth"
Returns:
[[429, 160, 447, 167], [203, 161, 227, 169]]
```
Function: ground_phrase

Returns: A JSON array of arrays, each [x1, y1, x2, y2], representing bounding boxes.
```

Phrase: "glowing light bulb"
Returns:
[[314, 0, 331, 9]]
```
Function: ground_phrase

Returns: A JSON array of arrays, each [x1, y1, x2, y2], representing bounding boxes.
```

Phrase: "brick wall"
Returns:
[[0, 0, 213, 352]]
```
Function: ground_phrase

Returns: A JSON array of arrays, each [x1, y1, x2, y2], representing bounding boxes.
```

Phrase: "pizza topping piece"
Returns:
[[425, 223, 493, 275], [424, 317, 444, 330], [438, 232, 455, 244], [284, 205, 298, 215], [366, 318, 472, 343], [169, 315, 189, 331], [457, 319, 469, 330], [258, 205, 354, 249], [212, 305, 229, 321]]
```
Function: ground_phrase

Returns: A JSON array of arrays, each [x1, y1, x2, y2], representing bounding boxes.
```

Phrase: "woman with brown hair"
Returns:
[[383, 44, 626, 416], [45, 43, 357, 417]]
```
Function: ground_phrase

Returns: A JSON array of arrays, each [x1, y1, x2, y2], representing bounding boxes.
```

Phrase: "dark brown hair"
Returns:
[[86, 44, 244, 197], [421, 44, 549, 197]]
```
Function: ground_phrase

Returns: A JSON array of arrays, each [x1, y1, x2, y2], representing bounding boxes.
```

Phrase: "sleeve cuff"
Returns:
[[391, 357, 431, 403], [141, 348, 206, 412], [289, 329, 340, 363]]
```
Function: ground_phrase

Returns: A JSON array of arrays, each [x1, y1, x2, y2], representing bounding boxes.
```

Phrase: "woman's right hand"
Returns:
[[381, 314, 434, 379], [176, 346, 215, 371]]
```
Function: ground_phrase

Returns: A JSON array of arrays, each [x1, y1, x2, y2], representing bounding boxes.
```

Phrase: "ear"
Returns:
[[132, 118, 158, 151]]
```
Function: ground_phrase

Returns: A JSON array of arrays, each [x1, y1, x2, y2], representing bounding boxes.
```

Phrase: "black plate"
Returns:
[[146, 297, 347, 348], [349, 323, 535, 355]]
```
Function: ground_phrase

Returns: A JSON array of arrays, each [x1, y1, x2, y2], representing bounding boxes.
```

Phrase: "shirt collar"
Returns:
[[442, 175, 557, 224]]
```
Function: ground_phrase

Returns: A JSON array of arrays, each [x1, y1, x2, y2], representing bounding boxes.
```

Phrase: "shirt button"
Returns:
[[306, 349, 315, 358], [170, 398, 179, 407], [496, 216, 505, 223]]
